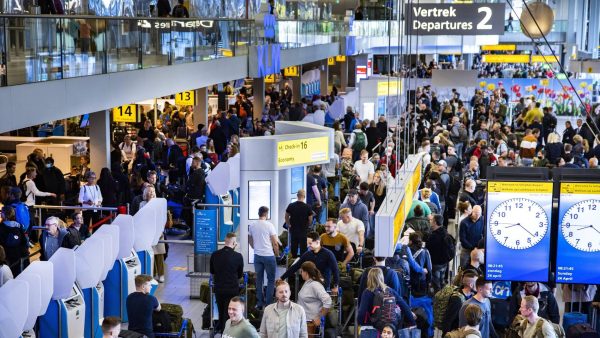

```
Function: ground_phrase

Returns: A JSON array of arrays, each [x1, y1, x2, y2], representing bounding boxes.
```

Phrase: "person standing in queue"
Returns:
[[210, 232, 244, 333], [222, 297, 259, 338], [458, 276, 498, 338], [23, 167, 56, 242], [40, 216, 67, 261], [259, 280, 308, 338], [285, 189, 313, 258], [101, 317, 122, 338], [126, 274, 161, 338], [78, 171, 103, 238], [41, 157, 66, 207], [248, 206, 279, 310]]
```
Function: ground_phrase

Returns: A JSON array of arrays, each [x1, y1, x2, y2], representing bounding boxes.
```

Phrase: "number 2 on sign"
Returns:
[[477, 7, 492, 30]]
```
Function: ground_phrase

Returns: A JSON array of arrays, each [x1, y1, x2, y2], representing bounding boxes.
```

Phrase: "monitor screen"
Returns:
[[80, 114, 90, 128], [248, 180, 271, 220]]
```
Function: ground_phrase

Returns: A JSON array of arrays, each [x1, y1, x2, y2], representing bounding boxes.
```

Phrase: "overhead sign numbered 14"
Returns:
[[112, 104, 138, 123], [406, 3, 505, 36]]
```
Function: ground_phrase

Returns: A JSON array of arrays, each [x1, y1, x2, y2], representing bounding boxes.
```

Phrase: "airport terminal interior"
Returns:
[[2, 0, 600, 337]]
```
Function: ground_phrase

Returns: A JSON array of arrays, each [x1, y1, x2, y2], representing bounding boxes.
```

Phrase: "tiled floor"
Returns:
[[153, 238, 211, 337]]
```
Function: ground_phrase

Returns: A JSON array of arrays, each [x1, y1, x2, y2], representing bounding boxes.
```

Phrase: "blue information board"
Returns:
[[555, 182, 600, 284], [194, 209, 217, 254], [291, 167, 304, 194], [485, 181, 553, 282]]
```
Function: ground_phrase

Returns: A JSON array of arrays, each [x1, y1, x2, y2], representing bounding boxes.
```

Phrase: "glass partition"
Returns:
[[0, 15, 345, 87]]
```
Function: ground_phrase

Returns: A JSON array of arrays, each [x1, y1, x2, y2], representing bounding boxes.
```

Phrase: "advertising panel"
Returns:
[[556, 182, 600, 284], [485, 181, 553, 282]]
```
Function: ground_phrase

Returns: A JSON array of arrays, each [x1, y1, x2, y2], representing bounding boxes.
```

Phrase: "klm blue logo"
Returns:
[[264, 13, 276, 39], [257, 44, 281, 77], [345, 36, 356, 56]]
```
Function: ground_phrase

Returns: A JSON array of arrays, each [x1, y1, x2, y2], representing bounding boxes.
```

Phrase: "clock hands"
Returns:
[[572, 225, 600, 234], [503, 222, 535, 237]]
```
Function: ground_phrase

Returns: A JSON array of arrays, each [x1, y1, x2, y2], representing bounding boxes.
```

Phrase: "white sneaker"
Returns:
[[158, 276, 165, 283]]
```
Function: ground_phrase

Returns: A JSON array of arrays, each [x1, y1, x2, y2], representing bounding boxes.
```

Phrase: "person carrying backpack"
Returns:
[[0, 205, 30, 276], [445, 304, 483, 338], [438, 272, 477, 335], [357, 268, 416, 332], [407, 232, 431, 296], [349, 124, 367, 161], [516, 296, 560, 338], [427, 214, 456, 292]]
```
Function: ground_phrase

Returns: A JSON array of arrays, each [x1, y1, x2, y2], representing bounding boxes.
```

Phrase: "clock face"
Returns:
[[561, 199, 600, 252], [489, 198, 549, 250]]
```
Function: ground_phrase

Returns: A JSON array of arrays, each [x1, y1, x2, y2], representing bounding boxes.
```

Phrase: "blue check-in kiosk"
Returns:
[[205, 188, 237, 241], [39, 248, 86, 338], [104, 215, 140, 323], [205, 157, 242, 242]]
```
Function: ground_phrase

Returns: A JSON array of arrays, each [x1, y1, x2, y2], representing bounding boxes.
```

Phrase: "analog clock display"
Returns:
[[561, 199, 600, 252], [489, 198, 549, 250]]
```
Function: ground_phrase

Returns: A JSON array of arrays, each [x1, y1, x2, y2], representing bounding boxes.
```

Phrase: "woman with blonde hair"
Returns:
[[369, 171, 387, 212], [357, 268, 415, 330], [545, 132, 563, 165]]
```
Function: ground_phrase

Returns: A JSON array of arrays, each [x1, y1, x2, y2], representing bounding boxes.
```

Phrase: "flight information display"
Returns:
[[556, 182, 600, 284], [485, 181, 553, 282]]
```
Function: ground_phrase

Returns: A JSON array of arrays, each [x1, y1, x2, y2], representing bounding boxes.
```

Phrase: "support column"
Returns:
[[253, 77, 265, 118], [291, 65, 302, 103], [89, 110, 110, 175], [320, 61, 328, 96], [587, 0, 600, 56], [340, 58, 348, 92], [193, 87, 209, 129]]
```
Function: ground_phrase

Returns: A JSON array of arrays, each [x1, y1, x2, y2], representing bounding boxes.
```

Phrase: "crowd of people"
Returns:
[[3, 77, 600, 338]]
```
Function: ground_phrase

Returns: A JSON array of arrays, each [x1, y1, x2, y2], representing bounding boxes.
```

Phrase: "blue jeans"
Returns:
[[432, 263, 448, 292], [254, 254, 276, 307]]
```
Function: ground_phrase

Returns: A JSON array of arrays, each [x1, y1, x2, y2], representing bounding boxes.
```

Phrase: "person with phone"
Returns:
[[210, 232, 244, 334]]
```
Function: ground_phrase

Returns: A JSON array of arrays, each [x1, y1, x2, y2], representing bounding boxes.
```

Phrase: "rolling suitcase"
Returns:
[[567, 323, 599, 338], [563, 285, 589, 332]]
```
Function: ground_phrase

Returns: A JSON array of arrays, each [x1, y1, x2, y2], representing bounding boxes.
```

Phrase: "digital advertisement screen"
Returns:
[[248, 180, 271, 220], [291, 167, 304, 194], [485, 181, 553, 282], [555, 182, 600, 284]]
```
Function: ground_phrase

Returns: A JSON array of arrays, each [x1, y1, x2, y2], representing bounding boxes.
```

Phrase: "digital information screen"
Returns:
[[248, 180, 271, 220], [485, 181, 553, 282], [291, 167, 304, 194], [556, 182, 600, 284]]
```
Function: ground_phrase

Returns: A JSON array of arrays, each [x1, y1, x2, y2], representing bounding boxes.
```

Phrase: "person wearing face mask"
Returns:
[[222, 297, 259, 338], [210, 232, 244, 333], [40, 216, 68, 261]]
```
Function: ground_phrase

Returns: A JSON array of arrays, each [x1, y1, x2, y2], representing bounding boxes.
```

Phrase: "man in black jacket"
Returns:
[[41, 157, 66, 207], [210, 232, 244, 333], [426, 214, 453, 292]]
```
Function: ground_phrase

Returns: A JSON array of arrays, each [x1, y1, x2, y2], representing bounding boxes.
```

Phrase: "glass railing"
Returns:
[[352, 20, 400, 38], [0, 15, 341, 86], [503, 19, 568, 33]]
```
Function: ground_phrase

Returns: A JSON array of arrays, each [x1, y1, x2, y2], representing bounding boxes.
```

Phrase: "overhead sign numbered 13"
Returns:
[[405, 3, 505, 36], [112, 104, 138, 123], [175, 90, 196, 106]]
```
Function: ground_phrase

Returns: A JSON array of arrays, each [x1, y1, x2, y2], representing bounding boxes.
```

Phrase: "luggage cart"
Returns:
[[327, 288, 343, 337], [155, 319, 191, 337], [307, 316, 326, 338], [208, 272, 249, 338]]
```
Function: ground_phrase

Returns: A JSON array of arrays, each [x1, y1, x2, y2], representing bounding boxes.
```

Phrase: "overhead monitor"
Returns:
[[485, 181, 553, 282], [555, 182, 600, 284]]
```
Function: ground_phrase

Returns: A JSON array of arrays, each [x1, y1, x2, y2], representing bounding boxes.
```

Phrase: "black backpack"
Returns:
[[19, 179, 30, 202], [440, 233, 457, 263], [369, 287, 400, 330], [152, 309, 172, 333], [3, 224, 26, 248]]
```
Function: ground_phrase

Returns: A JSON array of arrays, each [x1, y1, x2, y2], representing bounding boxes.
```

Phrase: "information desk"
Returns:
[[556, 182, 600, 284], [485, 181, 553, 282]]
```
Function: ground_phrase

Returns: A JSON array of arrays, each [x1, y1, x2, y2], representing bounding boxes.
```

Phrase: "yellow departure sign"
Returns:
[[284, 66, 299, 77], [112, 104, 138, 123], [328, 57, 335, 66], [481, 44, 516, 51], [175, 90, 196, 106], [277, 137, 329, 167], [482, 54, 530, 63], [335, 55, 346, 62]]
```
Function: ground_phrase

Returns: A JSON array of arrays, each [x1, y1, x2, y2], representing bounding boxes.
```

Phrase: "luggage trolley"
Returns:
[[154, 319, 191, 338], [327, 288, 343, 337], [208, 272, 249, 338]]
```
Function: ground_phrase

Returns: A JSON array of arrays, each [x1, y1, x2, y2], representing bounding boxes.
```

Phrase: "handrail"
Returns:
[[31, 205, 120, 211]]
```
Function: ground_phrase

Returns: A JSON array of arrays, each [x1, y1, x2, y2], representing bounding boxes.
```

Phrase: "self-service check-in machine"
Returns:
[[77, 223, 120, 338], [17, 261, 54, 338], [206, 158, 241, 241], [0, 279, 29, 338], [39, 248, 86, 338], [133, 198, 167, 278], [104, 214, 140, 323]]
